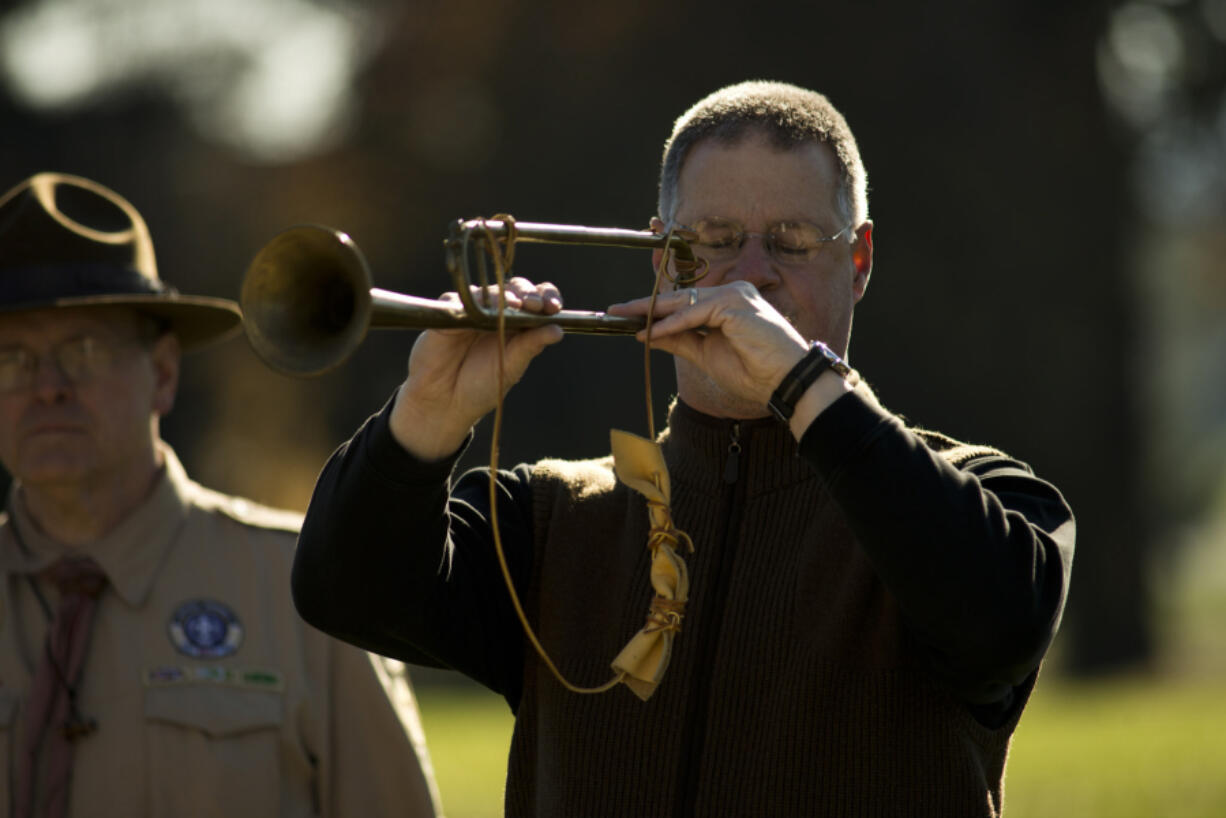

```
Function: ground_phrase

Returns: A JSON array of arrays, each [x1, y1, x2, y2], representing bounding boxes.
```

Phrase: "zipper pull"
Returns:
[[724, 423, 742, 484]]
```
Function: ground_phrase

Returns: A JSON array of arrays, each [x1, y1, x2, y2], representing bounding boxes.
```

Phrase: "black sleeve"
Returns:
[[292, 396, 534, 708], [799, 388, 1075, 714]]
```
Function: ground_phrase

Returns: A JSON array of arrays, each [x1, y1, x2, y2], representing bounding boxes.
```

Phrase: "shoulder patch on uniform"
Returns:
[[143, 665, 285, 692], [168, 599, 244, 658]]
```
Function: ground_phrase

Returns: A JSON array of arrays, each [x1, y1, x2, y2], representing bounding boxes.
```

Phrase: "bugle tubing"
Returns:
[[240, 220, 697, 376]]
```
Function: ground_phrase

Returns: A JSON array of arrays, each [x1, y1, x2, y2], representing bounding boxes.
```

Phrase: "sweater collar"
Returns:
[[661, 399, 817, 496]]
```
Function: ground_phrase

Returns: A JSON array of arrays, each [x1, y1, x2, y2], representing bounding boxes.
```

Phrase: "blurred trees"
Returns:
[[5, 0, 1216, 675]]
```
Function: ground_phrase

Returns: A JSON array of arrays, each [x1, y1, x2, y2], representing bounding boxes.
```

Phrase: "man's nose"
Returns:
[[724, 234, 782, 290], [30, 355, 73, 401]]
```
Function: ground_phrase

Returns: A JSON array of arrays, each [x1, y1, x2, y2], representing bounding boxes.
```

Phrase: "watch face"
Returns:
[[814, 342, 851, 377]]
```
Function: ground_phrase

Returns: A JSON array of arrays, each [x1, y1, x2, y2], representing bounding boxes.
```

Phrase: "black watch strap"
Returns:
[[767, 341, 850, 423]]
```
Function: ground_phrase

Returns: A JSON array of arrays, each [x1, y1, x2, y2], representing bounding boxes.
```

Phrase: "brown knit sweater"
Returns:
[[508, 404, 1031, 817]]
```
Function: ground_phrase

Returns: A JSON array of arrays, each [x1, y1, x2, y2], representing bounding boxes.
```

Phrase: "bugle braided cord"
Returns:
[[482, 215, 703, 699]]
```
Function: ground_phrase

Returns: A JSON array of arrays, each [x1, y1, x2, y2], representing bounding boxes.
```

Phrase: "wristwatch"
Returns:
[[767, 340, 851, 423]]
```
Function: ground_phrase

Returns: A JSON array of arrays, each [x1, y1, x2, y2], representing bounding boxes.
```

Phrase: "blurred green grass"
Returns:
[[1006, 675, 1226, 818], [416, 674, 1226, 818], [416, 684, 514, 818]]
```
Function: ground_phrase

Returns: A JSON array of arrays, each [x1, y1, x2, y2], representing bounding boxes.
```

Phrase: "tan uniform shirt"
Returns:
[[0, 444, 440, 817]]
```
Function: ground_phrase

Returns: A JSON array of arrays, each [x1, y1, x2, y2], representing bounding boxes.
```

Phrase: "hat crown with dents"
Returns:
[[0, 172, 241, 350]]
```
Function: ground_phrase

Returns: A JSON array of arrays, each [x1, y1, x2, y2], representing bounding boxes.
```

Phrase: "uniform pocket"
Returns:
[[145, 683, 281, 736], [143, 680, 285, 817]]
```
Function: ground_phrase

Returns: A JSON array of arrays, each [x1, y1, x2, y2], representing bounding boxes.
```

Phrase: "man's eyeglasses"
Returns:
[[686, 218, 853, 266], [0, 336, 130, 394]]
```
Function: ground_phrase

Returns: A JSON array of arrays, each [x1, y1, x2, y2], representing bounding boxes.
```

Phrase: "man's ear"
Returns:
[[851, 221, 874, 301], [150, 332, 181, 417]]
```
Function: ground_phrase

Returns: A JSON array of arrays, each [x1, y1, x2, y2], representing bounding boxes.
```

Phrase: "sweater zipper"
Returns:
[[723, 424, 742, 485], [675, 422, 744, 817]]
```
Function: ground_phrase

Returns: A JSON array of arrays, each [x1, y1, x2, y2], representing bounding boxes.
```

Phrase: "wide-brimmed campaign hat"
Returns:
[[0, 172, 241, 349]]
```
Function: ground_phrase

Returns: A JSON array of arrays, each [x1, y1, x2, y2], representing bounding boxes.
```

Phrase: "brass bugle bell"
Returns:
[[240, 219, 698, 376]]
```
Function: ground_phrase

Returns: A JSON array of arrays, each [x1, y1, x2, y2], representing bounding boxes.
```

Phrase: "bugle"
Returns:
[[240, 219, 698, 376]]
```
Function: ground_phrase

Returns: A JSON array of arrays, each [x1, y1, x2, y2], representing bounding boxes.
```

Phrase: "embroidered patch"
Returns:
[[168, 599, 243, 659], [143, 665, 285, 692]]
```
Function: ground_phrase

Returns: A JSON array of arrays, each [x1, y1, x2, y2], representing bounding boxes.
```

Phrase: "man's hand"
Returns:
[[390, 278, 564, 460], [607, 281, 809, 410]]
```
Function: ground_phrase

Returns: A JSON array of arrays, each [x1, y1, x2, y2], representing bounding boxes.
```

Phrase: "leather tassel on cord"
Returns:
[[608, 428, 693, 700]]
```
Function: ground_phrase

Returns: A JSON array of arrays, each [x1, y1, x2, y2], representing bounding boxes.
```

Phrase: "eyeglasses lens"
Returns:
[[0, 337, 118, 393], [690, 219, 837, 265]]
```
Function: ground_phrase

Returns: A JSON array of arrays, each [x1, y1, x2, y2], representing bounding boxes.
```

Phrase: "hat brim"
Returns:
[[0, 293, 242, 351]]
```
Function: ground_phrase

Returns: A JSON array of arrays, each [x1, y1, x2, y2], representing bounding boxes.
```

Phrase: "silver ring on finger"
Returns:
[[688, 288, 698, 307]]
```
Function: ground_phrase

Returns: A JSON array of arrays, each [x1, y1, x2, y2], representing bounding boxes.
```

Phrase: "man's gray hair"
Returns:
[[657, 80, 869, 227]]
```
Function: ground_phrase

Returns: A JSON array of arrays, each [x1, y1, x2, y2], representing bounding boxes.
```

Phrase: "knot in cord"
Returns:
[[645, 595, 686, 634], [644, 497, 695, 554], [650, 218, 708, 289]]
